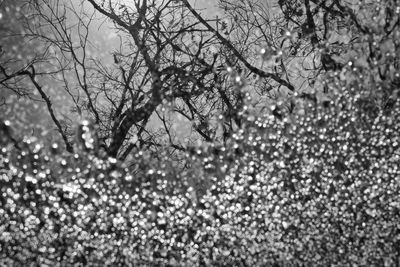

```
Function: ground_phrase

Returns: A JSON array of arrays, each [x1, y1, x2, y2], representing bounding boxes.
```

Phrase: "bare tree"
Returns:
[[1, 0, 398, 160]]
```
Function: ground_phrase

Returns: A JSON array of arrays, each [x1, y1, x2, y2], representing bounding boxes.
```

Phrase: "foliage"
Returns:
[[2, 70, 400, 266], [1, 0, 400, 266]]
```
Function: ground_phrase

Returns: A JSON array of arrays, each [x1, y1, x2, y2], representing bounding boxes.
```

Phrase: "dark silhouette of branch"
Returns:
[[181, 0, 294, 91], [0, 64, 73, 152]]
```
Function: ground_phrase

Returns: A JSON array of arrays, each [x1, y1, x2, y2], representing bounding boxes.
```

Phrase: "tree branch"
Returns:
[[181, 0, 294, 91], [0, 65, 73, 152]]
